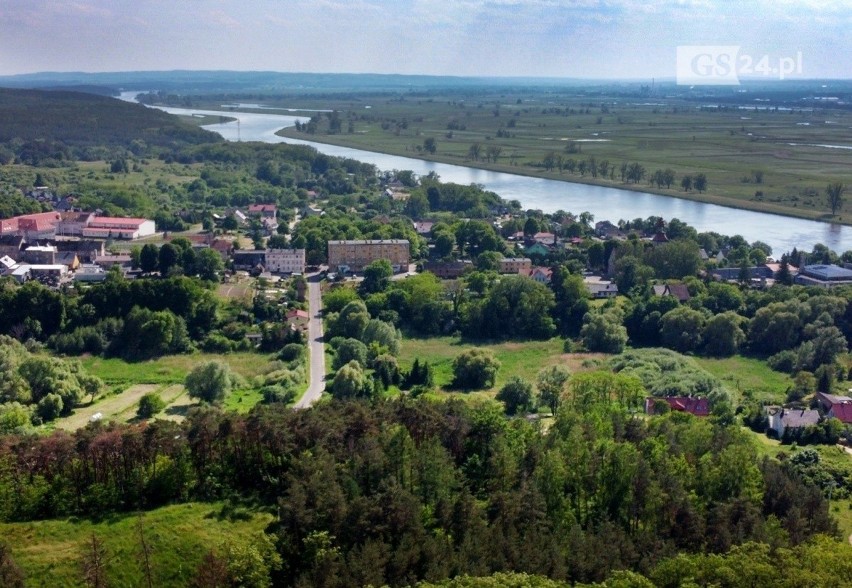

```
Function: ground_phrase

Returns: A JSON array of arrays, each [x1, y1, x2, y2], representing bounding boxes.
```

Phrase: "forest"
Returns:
[[0, 397, 842, 587]]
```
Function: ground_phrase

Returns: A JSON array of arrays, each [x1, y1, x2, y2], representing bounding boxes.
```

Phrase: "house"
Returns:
[[0, 212, 62, 240], [0, 235, 25, 259], [650, 231, 669, 245], [54, 239, 106, 263], [711, 266, 773, 282], [265, 248, 306, 274], [233, 210, 248, 225], [22, 245, 57, 265], [595, 220, 621, 239], [210, 238, 234, 260], [285, 309, 310, 331], [815, 391, 852, 412], [584, 276, 619, 298], [526, 266, 553, 284], [327, 239, 410, 273], [248, 204, 277, 219], [413, 221, 434, 235], [302, 205, 324, 218], [57, 211, 96, 236], [0, 255, 17, 272], [766, 407, 820, 438], [499, 257, 532, 274], [232, 250, 266, 271], [74, 264, 107, 283], [652, 283, 691, 303], [795, 264, 852, 288], [524, 242, 551, 258], [645, 396, 710, 417], [531, 232, 558, 246], [93, 254, 132, 269], [423, 260, 473, 279], [55, 251, 80, 271]]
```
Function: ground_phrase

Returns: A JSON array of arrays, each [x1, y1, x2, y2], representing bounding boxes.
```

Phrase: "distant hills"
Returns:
[[0, 88, 220, 162]]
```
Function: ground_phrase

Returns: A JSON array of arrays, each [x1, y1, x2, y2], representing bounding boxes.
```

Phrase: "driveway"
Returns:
[[294, 274, 326, 408]]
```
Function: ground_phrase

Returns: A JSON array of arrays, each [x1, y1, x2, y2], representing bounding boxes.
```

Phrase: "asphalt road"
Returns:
[[294, 274, 326, 408]]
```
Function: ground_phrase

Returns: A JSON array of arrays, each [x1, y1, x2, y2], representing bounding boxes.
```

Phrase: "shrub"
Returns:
[[137, 392, 166, 419]]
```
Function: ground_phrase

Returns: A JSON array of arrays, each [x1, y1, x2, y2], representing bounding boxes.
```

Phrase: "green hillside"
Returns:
[[0, 88, 219, 163]]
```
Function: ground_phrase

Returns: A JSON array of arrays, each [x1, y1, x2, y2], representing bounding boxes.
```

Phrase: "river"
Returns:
[[122, 92, 852, 254]]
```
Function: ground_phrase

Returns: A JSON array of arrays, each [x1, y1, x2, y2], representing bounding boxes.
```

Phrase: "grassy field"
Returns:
[[397, 335, 606, 400], [694, 355, 795, 405], [80, 352, 273, 386], [271, 92, 852, 223], [0, 502, 273, 587]]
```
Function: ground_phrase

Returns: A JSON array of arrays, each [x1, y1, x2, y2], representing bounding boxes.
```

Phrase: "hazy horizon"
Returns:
[[0, 1, 850, 81]]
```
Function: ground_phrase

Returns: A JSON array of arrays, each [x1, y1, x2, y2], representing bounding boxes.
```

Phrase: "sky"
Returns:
[[0, 0, 850, 79]]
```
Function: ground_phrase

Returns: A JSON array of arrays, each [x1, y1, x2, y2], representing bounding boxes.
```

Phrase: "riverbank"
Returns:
[[276, 127, 850, 227]]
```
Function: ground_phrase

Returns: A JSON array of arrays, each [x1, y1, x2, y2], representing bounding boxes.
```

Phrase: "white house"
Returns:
[[265, 248, 306, 274], [81, 217, 156, 240]]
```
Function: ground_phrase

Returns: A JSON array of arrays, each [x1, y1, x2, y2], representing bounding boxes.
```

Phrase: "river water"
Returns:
[[123, 92, 852, 254]]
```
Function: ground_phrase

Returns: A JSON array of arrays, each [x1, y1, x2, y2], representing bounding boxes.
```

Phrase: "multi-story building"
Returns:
[[327, 239, 409, 272], [266, 248, 306, 274], [0, 212, 62, 240], [498, 257, 532, 274]]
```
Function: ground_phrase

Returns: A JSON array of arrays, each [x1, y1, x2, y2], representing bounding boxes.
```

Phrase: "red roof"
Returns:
[[248, 204, 277, 213], [285, 309, 310, 321], [830, 403, 852, 424], [90, 216, 149, 226], [646, 396, 710, 417]]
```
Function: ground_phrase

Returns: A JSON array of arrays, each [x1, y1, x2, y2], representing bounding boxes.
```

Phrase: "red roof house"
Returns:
[[645, 396, 710, 417]]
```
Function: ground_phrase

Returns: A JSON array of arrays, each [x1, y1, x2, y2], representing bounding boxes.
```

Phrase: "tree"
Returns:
[[362, 319, 401, 355], [195, 248, 224, 282], [660, 306, 706, 353], [536, 365, 571, 415], [137, 392, 166, 419], [185, 361, 232, 404], [139, 244, 159, 273], [496, 376, 534, 415], [693, 173, 708, 192], [330, 360, 372, 399], [158, 243, 179, 277], [703, 312, 746, 356], [331, 300, 371, 340], [423, 137, 437, 154], [452, 348, 500, 390], [826, 182, 845, 216], [681, 175, 693, 192], [433, 231, 455, 258], [36, 393, 63, 421], [361, 259, 393, 295], [332, 338, 368, 370], [580, 310, 628, 354]]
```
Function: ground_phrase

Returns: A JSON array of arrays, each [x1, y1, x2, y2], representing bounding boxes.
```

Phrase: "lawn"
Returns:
[[694, 355, 794, 405], [0, 502, 273, 587], [80, 352, 273, 386], [397, 335, 606, 399]]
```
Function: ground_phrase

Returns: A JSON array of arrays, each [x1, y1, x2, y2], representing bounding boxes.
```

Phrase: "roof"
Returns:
[[327, 239, 409, 245], [248, 204, 277, 212], [800, 264, 852, 281], [285, 309, 310, 320], [648, 396, 710, 417], [829, 403, 852, 424], [90, 216, 150, 226], [653, 283, 691, 302], [651, 232, 669, 243], [778, 408, 820, 428]]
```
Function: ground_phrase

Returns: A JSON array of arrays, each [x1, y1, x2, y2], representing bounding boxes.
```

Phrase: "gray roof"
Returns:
[[779, 409, 820, 428], [328, 239, 409, 245], [801, 264, 852, 280]]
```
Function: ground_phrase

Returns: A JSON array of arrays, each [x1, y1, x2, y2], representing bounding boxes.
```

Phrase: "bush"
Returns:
[[278, 343, 305, 362], [36, 393, 63, 421], [452, 348, 500, 390], [768, 350, 796, 373], [137, 392, 166, 419], [261, 385, 296, 404], [185, 361, 232, 405]]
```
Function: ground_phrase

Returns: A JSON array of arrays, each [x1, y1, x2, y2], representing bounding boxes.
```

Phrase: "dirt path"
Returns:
[[57, 384, 160, 430]]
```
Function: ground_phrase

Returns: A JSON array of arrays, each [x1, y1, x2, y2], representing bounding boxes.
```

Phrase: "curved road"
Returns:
[[294, 275, 326, 408]]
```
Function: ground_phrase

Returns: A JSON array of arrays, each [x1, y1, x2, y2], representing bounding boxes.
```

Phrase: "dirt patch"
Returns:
[[158, 386, 195, 423], [57, 384, 160, 431]]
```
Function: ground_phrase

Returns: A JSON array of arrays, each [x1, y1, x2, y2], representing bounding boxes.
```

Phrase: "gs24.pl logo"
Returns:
[[677, 46, 803, 85]]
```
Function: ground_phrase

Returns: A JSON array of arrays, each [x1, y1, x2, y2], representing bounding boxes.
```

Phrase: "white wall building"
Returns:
[[81, 217, 156, 240], [266, 248, 306, 274]]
